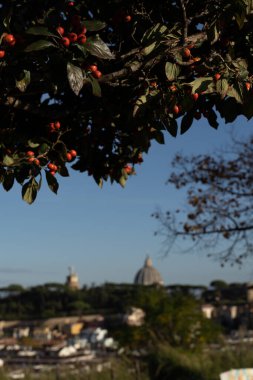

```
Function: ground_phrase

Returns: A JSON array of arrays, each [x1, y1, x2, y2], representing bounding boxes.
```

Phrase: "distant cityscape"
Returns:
[[0, 256, 252, 379]]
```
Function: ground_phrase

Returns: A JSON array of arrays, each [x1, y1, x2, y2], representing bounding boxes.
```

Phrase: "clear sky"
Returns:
[[1, 115, 253, 288]]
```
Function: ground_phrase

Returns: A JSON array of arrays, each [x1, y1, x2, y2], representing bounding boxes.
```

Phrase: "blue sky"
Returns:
[[1, 116, 253, 288]]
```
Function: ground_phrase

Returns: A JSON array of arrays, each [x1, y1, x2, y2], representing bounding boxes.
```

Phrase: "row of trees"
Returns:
[[0, 283, 220, 348]]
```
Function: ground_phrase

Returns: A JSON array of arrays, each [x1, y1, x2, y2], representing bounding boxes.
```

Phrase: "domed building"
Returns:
[[134, 256, 164, 286]]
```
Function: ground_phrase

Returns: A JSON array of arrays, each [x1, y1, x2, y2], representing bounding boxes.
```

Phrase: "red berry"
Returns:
[[173, 105, 180, 114], [183, 48, 191, 58], [50, 170, 56, 176], [4, 34, 15, 45], [70, 149, 77, 158], [192, 93, 199, 101], [246, 82, 251, 91], [77, 34, 87, 44], [47, 163, 55, 171], [68, 1, 75, 6], [54, 121, 61, 129], [28, 157, 35, 163], [56, 26, 65, 36], [124, 165, 132, 174], [92, 70, 102, 79], [88, 65, 98, 72], [61, 37, 70, 47], [66, 152, 72, 161], [34, 159, 40, 166], [214, 73, 221, 81], [68, 32, 78, 42], [125, 15, 132, 22], [26, 151, 35, 157], [0, 50, 5, 58]]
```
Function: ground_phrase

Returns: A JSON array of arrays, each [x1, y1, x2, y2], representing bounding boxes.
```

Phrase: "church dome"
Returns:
[[134, 256, 164, 286]]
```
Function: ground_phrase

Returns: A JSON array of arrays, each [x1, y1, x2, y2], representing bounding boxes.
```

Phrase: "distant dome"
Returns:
[[134, 256, 164, 286]]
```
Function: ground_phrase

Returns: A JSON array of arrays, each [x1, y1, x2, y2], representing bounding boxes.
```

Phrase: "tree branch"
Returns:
[[179, 0, 188, 43]]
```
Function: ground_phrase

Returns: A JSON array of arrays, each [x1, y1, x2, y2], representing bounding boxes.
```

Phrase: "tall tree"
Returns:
[[153, 134, 253, 264], [0, 0, 252, 203]]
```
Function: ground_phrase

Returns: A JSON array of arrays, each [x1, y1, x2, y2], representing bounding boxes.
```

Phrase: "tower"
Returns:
[[66, 266, 80, 290]]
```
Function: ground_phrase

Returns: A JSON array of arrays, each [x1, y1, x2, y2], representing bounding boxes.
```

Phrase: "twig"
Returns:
[[179, 0, 188, 44]]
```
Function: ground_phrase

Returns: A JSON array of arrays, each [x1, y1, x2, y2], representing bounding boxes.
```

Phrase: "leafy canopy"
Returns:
[[0, 0, 252, 203]]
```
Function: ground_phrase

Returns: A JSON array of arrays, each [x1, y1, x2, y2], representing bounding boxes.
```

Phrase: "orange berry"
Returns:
[[0, 50, 5, 58], [173, 105, 180, 114], [92, 70, 102, 79], [246, 82, 251, 91], [33, 159, 40, 166], [183, 48, 191, 58], [50, 170, 56, 176], [77, 34, 87, 44], [70, 149, 77, 158], [54, 121, 61, 129], [192, 93, 199, 101], [66, 152, 72, 161], [125, 15, 132, 22], [214, 73, 221, 81], [124, 164, 132, 174], [26, 151, 35, 157], [61, 37, 70, 47], [56, 26, 65, 36], [4, 34, 15, 45], [68, 32, 78, 42], [88, 65, 98, 72]]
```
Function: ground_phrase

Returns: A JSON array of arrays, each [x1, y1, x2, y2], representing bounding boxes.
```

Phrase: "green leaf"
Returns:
[[86, 36, 115, 59], [27, 140, 40, 149], [153, 130, 165, 144], [67, 62, 84, 96], [206, 109, 219, 129], [119, 175, 126, 188], [22, 178, 38, 205], [216, 98, 241, 123], [141, 23, 168, 44], [26, 27, 57, 37], [83, 20, 106, 31], [3, 171, 14, 191], [3, 155, 14, 166], [207, 22, 219, 45], [16, 70, 31, 93], [181, 113, 194, 134], [165, 62, 180, 81], [88, 76, 102, 97], [46, 171, 59, 194], [3, 10, 12, 30], [190, 77, 213, 94], [142, 42, 157, 56], [54, 141, 68, 159], [58, 165, 69, 177], [227, 82, 244, 103], [25, 40, 56, 52], [38, 143, 49, 154], [216, 79, 229, 98], [166, 118, 178, 137], [235, 11, 246, 29], [133, 95, 147, 117]]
